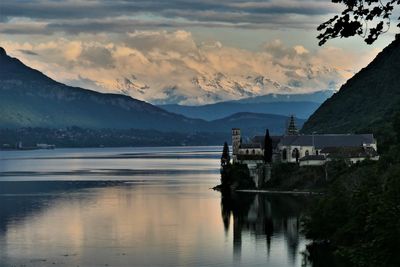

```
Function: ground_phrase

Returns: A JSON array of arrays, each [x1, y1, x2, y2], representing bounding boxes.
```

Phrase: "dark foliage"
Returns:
[[318, 0, 400, 45], [221, 142, 230, 166], [219, 164, 256, 192], [303, 160, 400, 267], [303, 114, 400, 267], [265, 160, 348, 192], [393, 111, 400, 142]]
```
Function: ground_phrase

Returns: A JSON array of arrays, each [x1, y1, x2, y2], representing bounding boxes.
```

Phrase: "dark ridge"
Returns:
[[0, 47, 6, 56], [301, 36, 400, 136]]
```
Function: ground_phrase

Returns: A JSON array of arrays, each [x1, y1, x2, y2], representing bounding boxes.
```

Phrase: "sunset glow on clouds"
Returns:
[[0, 0, 392, 104]]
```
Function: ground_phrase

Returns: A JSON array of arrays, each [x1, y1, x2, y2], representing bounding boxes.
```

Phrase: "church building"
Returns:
[[232, 116, 379, 166]]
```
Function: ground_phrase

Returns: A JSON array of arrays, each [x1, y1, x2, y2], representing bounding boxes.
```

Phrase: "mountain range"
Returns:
[[159, 90, 333, 121], [0, 47, 202, 132], [0, 47, 305, 139], [116, 64, 340, 106], [302, 35, 400, 136]]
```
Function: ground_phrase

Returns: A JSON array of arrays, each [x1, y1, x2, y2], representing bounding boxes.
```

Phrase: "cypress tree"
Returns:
[[264, 129, 273, 163], [221, 142, 230, 166]]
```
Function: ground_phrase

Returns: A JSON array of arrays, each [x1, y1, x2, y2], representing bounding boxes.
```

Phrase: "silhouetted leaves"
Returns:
[[318, 0, 399, 45]]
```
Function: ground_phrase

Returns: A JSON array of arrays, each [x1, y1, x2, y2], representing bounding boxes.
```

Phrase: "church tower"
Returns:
[[232, 128, 241, 161], [286, 115, 299, 135]]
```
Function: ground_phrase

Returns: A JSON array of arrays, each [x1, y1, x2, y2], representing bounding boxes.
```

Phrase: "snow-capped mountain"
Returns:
[[116, 75, 150, 97], [115, 69, 339, 105]]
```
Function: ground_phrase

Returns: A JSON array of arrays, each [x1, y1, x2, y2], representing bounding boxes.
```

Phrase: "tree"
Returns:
[[393, 112, 400, 142], [318, 0, 400, 45], [221, 141, 230, 166], [264, 129, 273, 163]]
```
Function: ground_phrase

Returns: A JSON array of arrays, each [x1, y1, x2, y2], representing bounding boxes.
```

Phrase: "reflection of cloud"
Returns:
[[2, 184, 226, 266], [0, 30, 379, 104]]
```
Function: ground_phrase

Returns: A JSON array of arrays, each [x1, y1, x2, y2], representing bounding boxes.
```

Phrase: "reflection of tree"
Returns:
[[221, 192, 255, 260], [220, 192, 313, 263]]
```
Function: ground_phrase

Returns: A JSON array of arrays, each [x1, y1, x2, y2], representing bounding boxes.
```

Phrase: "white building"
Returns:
[[278, 134, 378, 165], [231, 116, 378, 167]]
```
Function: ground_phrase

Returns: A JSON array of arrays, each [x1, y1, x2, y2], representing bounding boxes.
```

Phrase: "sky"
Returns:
[[0, 0, 397, 105]]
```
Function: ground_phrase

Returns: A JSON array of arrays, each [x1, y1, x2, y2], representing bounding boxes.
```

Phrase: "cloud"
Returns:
[[0, 30, 380, 105], [64, 41, 82, 61], [0, 0, 340, 35], [18, 49, 38, 56], [80, 46, 115, 68]]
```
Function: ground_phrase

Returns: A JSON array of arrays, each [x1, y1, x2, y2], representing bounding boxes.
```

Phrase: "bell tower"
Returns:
[[286, 115, 299, 136]]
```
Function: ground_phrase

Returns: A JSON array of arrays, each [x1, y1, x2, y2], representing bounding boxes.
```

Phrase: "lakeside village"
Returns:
[[218, 116, 379, 191]]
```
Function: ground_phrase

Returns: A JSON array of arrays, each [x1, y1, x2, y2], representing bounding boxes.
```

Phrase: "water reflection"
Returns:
[[0, 147, 314, 267], [221, 192, 313, 265]]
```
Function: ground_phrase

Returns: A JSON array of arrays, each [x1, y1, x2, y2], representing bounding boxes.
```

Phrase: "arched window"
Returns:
[[305, 150, 309, 156], [282, 149, 287, 160], [292, 148, 299, 158], [252, 149, 255, 155], [246, 149, 249, 155]]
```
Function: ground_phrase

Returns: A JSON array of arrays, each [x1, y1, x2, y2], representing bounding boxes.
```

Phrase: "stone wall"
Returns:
[[249, 163, 272, 189]]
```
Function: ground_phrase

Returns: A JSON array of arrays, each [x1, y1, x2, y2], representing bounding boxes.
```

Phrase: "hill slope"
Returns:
[[159, 90, 333, 121], [209, 112, 305, 137], [0, 48, 207, 132], [302, 36, 400, 134], [231, 90, 334, 104]]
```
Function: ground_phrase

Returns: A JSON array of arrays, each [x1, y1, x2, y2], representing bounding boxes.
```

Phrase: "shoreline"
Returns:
[[236, 189, 323, 195]]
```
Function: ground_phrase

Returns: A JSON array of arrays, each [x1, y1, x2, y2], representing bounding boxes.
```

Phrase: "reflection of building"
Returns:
[[221, 193, 309, 264], [232, 116, 379, 167]]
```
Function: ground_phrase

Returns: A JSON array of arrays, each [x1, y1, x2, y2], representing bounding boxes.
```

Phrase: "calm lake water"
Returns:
[[0, 147, 313, 267]]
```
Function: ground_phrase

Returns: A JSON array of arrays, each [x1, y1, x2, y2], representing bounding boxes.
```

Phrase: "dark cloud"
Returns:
[[0, 0, 337, 35], [18, 49, 39, 56], [80, 46, 115, 68]]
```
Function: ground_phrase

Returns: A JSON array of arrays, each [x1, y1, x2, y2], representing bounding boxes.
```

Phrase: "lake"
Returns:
[[0, 147, 313, 267]]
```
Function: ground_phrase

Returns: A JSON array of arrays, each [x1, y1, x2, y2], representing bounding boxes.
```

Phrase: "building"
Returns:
[[279, 133, 378, 164], [232, 130, 281, 165], [231, 128, 273, 188], [232, 116, 378, 167], [319, 146, 379, 164]]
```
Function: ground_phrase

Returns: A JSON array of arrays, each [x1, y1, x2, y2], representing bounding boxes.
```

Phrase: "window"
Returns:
[[246, 149, 249, 154], [282, 149, 287, 160], [292, 148, 299, 158], [252, 149, 255, 155], [305, 150, 309, 156]]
